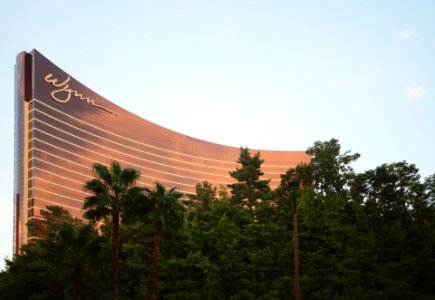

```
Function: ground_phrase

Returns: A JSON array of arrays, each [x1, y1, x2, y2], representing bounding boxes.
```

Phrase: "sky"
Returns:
[[1, 1, 434, 270]]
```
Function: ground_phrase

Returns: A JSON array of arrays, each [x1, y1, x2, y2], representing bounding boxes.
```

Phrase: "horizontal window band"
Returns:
[[30, 176, 91, 197], [28, 198, 83, 212], [29, 161, 197, 195], [31, 186, 87, 205], [31, 124, 234, 179], [30, 111, 239, 172], [28, 207, 86, 222], [29, 135, 237, 185], [30, 100, 239, 165], [30, 99, 300, 169], [29, 137, 282, 186]]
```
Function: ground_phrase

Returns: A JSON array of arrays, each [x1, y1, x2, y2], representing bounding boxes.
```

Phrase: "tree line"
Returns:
[[1, 139, 434, 300]]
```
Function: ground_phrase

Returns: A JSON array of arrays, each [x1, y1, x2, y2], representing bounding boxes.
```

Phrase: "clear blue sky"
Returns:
[[1, 1, 434, 269]]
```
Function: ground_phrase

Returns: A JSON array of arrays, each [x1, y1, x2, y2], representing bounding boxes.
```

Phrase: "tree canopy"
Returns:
[[2, 140, 434, 299]]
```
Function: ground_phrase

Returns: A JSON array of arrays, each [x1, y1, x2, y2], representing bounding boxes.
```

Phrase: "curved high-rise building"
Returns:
[[14, 50, 311, 252]]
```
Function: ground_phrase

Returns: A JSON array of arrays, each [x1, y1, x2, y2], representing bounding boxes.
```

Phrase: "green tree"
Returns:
[[278, 139, 367, 299], [353, 163, 435, 298], [303, 138, 360, 197], [1, 206, 105, 300], [27, 205, 76, 238], [187, 181, 217, 210], [83, 161, 142, 300], [0, 243, 63, 300], [41, 221, 102, 300], [118, 220, 153, 299], [145, 182, 185, 300], [228, 147, 272, 212]]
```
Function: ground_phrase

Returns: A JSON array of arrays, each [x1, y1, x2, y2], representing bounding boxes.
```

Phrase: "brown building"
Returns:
[[14, 50, 311, 253]]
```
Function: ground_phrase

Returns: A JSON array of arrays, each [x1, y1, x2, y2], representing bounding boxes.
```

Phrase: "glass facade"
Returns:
[[14, 50, 311, 253]]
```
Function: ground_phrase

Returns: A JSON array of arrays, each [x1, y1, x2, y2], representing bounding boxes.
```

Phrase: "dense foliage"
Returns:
[[1, 139, 434, 299]]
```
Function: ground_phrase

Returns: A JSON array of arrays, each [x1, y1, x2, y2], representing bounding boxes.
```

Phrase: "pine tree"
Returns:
[[228, 147, 272, 212]]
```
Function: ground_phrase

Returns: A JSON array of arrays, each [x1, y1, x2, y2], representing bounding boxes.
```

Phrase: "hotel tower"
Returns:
[[14, 50, 311, 253]]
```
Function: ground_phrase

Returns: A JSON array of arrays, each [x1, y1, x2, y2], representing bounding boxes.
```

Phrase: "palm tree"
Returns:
[[146, 182, 185, 300], [28, 206, 101, 300], [40, 220, 101, 300], [83, 161, 142, 300]]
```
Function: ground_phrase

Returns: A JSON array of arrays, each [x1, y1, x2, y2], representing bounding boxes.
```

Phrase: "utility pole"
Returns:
[[289, 181, 300, 300]]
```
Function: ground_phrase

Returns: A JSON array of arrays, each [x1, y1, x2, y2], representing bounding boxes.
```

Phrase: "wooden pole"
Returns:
[[293, 190, 300, 300]]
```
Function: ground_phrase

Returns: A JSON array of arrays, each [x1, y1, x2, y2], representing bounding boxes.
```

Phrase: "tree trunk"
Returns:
[[112, 213, 120, 300], [73, 260, 83, 300], [149, 221, 162, 300]]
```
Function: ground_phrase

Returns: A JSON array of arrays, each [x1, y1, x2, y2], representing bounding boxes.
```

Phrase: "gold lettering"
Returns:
[[44, 74, 118, 116], [51, 84, 72, 103], [45, 73, 71, 87]]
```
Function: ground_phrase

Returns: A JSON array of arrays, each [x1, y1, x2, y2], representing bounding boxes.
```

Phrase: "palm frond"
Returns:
[[93, 163, 112, 186]]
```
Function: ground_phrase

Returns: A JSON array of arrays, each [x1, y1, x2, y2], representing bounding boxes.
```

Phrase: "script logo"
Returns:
[[44, 73, 118, 116]]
